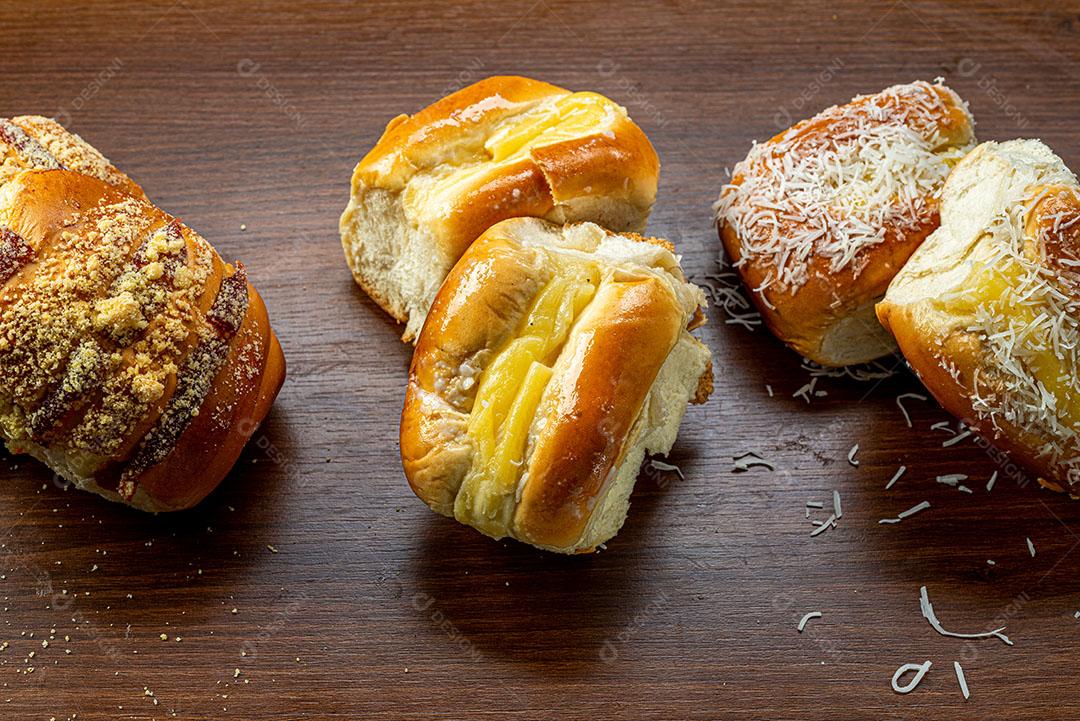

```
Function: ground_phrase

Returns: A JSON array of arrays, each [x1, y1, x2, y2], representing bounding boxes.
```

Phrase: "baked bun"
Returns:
[[401, 218, 711, 553], [716, 80, 975, 366], [0, 169, 285, 511], [878, 140, 1080, 492], [1, 115, 144, 199], [341, 76, 660, 341]]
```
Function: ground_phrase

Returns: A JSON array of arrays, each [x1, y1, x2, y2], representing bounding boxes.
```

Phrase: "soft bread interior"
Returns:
[[880, 139, 1080, 485], [341, 81, 658, 342], [340, 187, 450, 341], [563, 332, 711, 553], [818, 297, 898, 366]]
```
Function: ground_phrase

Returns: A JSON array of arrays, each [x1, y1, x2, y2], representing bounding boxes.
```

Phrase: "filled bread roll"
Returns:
[[341, 75, 660, 341], [716, 81, 976, 366], [401, 218, 712, 553], [878, 140, 1080, 492], [1, 115, 144, 199], [0, 169, 285, 511]]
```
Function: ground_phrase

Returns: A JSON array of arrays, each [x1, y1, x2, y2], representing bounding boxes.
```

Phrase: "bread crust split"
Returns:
[[340, 75, 661, 342], [878, 139, 1080, 493], [401, 217, 711, 553], [0, 168, 285, 512], [716, 80, 976, 366]]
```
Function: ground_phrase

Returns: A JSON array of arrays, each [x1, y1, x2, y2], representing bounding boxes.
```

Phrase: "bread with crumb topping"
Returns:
[[401, 217, 712, 553], [0, 169, 285, 511], [0, 115, 145, 199], [715, 80, 976, 366], [340, 76, 660, 342], [878, 139, 1080, 493]]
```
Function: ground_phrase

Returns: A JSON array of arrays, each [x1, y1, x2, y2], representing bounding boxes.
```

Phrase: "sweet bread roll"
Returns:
[[341, 75, 660, 341], [401, 217, 712, 553], [0, 169, 285, 511], [716, 80, 976, 366], [878, 140, 1080, 491], [1, 115, 144, 198]]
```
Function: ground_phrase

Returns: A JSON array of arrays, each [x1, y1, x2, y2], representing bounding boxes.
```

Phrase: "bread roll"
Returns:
[[878, 140, 1080, 492], [401, 217, 712, 553], [341, 76, 660, 341], [716, 81, 975, 366], [0, 169, 285, 511], [1, 115, 144, 198]]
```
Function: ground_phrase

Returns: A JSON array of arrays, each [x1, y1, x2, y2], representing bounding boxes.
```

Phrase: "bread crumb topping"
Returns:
[[0, 173, 250, 490]]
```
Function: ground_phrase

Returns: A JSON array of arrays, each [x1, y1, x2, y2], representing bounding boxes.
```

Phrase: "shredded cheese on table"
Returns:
[[896, 392, 928, 428], [953, 661, 971, 700], [891, 660, 932, 694], [918, 585, 1013, 646], [797, 611, 822, 632]]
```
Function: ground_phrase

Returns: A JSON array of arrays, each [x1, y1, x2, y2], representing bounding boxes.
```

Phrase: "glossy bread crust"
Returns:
[[0, 169, 285, 511], [341, 76, 660, 340], [878, 140, 1080, 491], [401, 218, 711, 553], [0, 115, 145, 199], [717, 81, 975, 366]]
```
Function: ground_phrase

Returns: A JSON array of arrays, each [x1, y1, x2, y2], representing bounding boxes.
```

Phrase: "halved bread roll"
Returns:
[[716, 81, 976, 366], [401, 218, 712, 553], [878, 139, 1080, 492], [341, 76, 660, 341]]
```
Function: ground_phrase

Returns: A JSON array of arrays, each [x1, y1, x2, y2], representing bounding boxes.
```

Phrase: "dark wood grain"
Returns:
[[1, 1, 1080, 718]]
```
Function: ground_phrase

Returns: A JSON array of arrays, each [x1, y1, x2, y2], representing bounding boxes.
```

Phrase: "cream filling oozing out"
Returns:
[[452, 251, 602, 538]]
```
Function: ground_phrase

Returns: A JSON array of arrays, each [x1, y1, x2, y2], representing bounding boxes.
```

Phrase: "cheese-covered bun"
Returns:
[[401, 218, 712, 553], [878, 140, 1080, 492], [341, 76, 660, 341], [716, 81, 975, 366]]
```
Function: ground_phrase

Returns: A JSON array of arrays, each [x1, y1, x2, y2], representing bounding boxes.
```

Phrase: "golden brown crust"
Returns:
[[1, 115, 144, 199], [0, 169, 284, 511], [355, 76, 568, 188], [877, 300, 1058, 486], [401, 234, 548, 514], [342, 76, 660, 339], [512, 277, 682, 548], [716, 81, 975, 366], [132, 284, 285, 511], [878, 142, 1080, 492], [720, 214, 939, 360], [401, 218, 710, 552]]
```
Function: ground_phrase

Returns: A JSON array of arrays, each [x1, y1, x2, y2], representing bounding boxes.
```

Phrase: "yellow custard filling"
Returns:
[[407, 93, 617, 221], [454, 256, 601, 535], [936, 257, 1080, 429], [484, 92, 615, 163]]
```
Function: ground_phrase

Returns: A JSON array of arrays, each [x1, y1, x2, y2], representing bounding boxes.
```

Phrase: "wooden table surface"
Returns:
[[2, 1, 1080, 718]]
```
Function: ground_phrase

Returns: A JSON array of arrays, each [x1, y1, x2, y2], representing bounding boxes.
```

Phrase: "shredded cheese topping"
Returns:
[[715, 80, 973, 296], [935, 165, 1080, 485]]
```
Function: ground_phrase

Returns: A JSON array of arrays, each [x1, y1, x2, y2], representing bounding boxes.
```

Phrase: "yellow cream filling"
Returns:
[[484, 92, 615, 163], [936, 258, 1080, 428], [453, 257, 601, 535], [408, 93, 617, 221]]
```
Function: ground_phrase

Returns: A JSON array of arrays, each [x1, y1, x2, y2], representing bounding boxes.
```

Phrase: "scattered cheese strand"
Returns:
[[891, 660, 933, 694], [797, 611, 822, 633], [919, 586, 1013, 646], [953, 661, 971, 700], [896, 393, 927, 428]]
